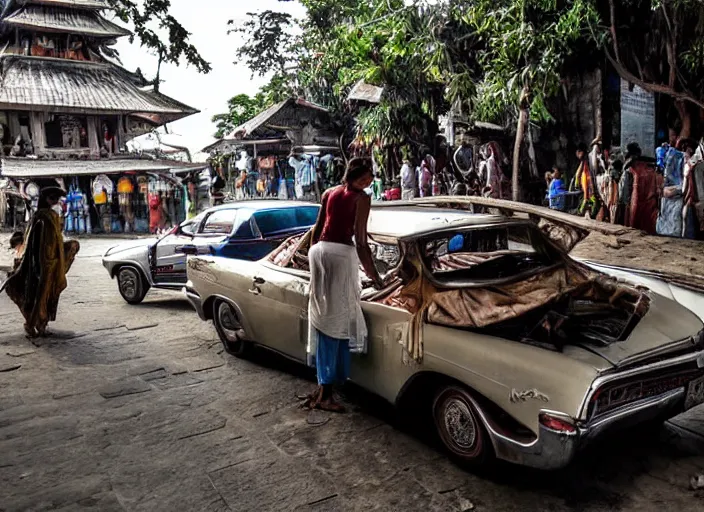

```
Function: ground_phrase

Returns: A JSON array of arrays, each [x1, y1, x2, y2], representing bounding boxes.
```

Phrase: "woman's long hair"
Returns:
[[342, 157, 373, 184]]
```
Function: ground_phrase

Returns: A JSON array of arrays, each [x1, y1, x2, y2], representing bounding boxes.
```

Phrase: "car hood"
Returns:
[[574, 291, 703, 367], [103, 237, 158, 258]]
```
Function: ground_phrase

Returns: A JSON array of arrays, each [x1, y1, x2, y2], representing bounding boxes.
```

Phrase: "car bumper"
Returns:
[[490, 387, 686, 470], [183, 285, 207, 320]]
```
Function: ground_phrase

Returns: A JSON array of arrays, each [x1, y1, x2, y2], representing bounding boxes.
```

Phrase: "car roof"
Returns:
[[368, 206, 524, 239], [207, 200, 319, 213]]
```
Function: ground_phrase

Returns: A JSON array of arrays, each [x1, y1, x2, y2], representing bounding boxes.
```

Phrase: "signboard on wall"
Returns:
[[620, 80, 656, 157]]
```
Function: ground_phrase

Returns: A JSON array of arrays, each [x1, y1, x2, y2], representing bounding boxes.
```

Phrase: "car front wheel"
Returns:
[[433, 386, 493, 467], [213, 300, 250, 357], [117, 266, 149, 305]]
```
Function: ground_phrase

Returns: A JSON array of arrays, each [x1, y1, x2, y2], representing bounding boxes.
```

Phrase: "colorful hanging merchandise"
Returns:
[[117, 176, 135, 233], [289, 153, 318, 200], [92, 174, 113, 233], [149, 192, 163, 234]]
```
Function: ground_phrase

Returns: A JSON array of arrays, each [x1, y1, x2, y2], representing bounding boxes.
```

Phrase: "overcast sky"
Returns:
[[113, 0, 306, 157]]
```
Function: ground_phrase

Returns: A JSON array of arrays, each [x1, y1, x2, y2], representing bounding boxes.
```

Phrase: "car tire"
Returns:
[[117, 266, 149, 305], [432, 386, 493, 467], [213, 300, 250, 358]]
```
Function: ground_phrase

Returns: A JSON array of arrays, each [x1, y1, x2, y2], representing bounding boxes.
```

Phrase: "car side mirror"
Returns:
[[179, 245, 198, 256]]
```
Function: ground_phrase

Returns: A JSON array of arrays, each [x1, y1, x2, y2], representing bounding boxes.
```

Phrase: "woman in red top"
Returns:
[[306, 158, 383, 412]]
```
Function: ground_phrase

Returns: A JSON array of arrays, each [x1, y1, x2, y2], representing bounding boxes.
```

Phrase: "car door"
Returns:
[[152, 214, 205, 285], [192, 208, 237, 256], [237, 261, 310, 361]]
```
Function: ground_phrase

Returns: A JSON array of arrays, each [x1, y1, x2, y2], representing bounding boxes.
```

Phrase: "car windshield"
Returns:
[[421, 224, 561, 284], [179, 213, 206, 236], [254, 206, 320, 237]]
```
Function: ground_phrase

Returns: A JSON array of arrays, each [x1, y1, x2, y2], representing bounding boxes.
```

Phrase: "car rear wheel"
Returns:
[[433, 386, 493, 467], [117, 266, 149, 305], [213, 300, 250, 357]]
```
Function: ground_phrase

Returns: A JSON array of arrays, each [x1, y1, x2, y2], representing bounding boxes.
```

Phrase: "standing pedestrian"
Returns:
[[305, 158, 384, 412], [547, 168, 568, 211], [573, 143, 600, 218], [1, 187, 80, 338], [419, 156, 433, 198], [400, 157, 417, 201]]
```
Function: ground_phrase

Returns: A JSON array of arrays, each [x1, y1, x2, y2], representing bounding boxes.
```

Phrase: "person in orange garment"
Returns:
[[2, 187, 80, 338]]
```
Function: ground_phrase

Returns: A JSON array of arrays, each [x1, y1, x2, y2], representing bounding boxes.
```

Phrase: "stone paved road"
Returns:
[[1, 238, 704, 511]]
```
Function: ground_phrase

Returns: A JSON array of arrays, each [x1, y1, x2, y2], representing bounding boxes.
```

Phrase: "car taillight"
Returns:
[[539, 413, 576, 433]]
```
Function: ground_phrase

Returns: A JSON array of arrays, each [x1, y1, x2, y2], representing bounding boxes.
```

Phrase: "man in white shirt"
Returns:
[[400, 159, 417, 201]]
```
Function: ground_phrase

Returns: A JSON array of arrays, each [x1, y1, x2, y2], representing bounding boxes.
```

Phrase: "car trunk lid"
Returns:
[[573, 292, 703, 368]]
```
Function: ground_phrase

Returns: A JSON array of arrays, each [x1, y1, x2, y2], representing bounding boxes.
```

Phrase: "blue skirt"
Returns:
[[315, 330, 350, 386]]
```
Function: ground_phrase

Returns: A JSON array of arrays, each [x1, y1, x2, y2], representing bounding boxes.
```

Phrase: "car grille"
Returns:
[[588, 364, 704, 419]]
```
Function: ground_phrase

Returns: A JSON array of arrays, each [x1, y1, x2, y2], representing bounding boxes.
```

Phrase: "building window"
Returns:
[[45, 115, 89, 149]]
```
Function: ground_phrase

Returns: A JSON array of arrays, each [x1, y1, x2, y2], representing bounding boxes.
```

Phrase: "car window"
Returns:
[[232, 209, 254, 239], [422, 225, 561, 283], [253, 206, 320, 237], [180, 213, 205, 236], [200, 209, 238, 235]]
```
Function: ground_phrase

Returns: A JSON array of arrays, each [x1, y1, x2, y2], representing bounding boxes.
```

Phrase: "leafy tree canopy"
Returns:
[[109, 0, 211, 77], [211, 93, 268, 139]]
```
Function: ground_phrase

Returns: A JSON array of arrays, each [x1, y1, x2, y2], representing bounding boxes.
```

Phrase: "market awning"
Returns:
[[224, 98, 329, 140], [3, 5, 131, 38], [0, 157, 207, 178], [0, 56, 199, 121]]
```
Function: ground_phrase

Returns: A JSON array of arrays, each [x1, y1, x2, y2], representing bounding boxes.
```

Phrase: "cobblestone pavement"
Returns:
[[1, 237, 704, 511]]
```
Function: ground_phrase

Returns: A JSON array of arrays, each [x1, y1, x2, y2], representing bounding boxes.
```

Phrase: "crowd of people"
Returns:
[[545, 135, 704, 239]]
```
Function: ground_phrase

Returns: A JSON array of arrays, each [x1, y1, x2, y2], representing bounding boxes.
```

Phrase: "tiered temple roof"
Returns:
[[3, 4, 130, 38], [0, 55, 197, 122]]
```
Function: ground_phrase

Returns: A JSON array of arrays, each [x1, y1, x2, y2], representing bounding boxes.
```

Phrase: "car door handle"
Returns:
[[178, 245, 198, 255], [249, 277, 265, 295]]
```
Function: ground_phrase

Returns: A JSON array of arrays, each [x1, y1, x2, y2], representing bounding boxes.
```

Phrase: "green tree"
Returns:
[[211, 93, 269, 139], [451, 0, 599, 200], [228, 9, 299, 103], [108, 0, 211, 90], [590, 0, 704, 137]]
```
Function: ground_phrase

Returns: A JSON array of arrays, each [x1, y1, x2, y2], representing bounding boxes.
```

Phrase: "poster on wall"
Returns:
[[620, 79, 656, 157]]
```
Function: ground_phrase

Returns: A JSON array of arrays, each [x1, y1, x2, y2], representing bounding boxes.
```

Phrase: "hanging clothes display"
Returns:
[[148, 193, 163, 234], [117, 176, 135, 233], [289, 154, 318, 200], [92, 174, 113, 233], [656, 146, 685, 237]]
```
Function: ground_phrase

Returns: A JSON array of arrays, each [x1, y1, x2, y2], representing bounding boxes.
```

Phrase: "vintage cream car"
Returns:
[[185, 205, 704, 469]]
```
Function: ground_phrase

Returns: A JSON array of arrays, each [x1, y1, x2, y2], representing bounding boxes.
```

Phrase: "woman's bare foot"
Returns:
[[316, 399, 346, 413], [299, 386, 322, 409], [24, 324, 37, 338]]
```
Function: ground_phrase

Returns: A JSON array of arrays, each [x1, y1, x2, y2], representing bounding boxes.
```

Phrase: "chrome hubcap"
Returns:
[[118, 269, 139, 299], [217, 303, 242, 342], [443, 398, 476, 450]]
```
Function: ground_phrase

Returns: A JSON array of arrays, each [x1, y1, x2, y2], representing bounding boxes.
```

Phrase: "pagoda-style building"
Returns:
[[0, 0, 205, 233]]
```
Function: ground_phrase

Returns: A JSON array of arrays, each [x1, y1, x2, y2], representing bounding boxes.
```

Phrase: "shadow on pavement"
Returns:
[[232, 343, 704, 508]]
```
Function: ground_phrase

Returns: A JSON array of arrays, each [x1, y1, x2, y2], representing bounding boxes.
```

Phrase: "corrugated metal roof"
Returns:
[[4, 5, 130, 37], [347, 80, 384, 104], [0, 56, 198, 117], [21, 0, 109, 9], [0, 157, 207, 178], [225, 98, 329, 140]]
